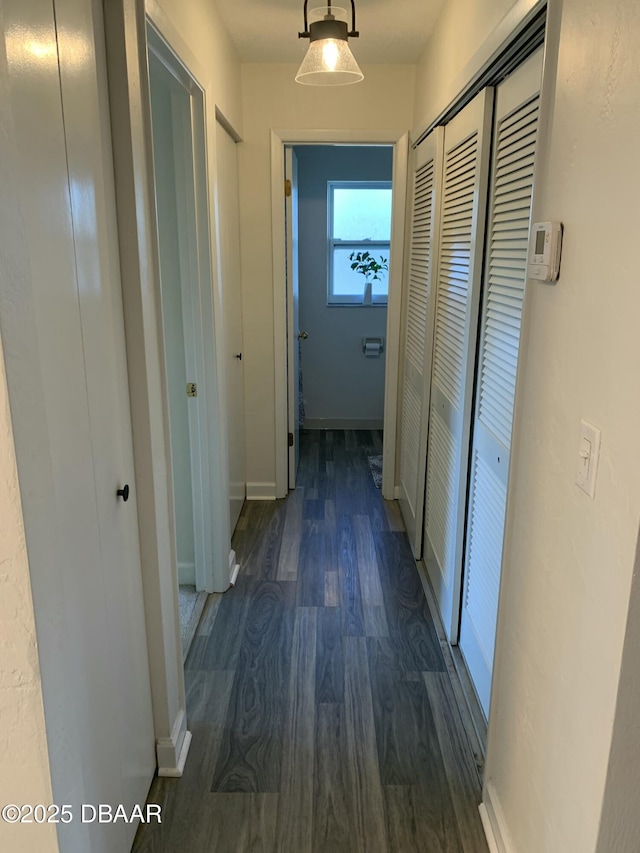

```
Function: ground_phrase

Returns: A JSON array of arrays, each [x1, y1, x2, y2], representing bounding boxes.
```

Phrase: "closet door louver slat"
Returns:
[[459, 48, 542, 718], [398, 129, 444, 555], [423, 88, 494, 641]]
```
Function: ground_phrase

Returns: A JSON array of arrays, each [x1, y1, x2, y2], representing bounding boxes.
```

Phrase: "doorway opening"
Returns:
[[286, 145, 393, 488], [147, 23, 232, 658], [272, 130, 409, 501]]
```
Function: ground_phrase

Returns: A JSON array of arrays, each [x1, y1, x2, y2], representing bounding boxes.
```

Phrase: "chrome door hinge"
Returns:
[[186, 382, 197, 397], [285, 179, 292, 197], [288, 431, 294, 447]]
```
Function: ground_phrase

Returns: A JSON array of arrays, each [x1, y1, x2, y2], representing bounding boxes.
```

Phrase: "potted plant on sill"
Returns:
[[349, 250, 389, 306]]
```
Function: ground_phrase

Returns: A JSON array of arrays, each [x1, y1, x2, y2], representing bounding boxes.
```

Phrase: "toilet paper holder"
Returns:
[[362, 337, 385, 357]]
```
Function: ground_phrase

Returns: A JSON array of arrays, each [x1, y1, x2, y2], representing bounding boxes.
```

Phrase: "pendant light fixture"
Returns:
[[295, 1, 364, 86]]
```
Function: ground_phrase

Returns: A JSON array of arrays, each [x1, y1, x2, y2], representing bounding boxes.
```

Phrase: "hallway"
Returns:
[[134, 430, 487, 852]]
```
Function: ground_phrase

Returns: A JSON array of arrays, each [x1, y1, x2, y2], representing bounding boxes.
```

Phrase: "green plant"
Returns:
[[349, 250, 389, 283]]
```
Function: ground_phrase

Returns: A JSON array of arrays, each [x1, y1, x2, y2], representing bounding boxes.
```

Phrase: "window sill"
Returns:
[[327, 301, 388, 308]]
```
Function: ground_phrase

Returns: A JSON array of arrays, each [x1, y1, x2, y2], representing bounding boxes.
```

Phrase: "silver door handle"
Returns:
[[297, 331, 308, 340]]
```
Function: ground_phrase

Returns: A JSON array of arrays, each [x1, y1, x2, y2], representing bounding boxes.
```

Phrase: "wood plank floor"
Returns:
[[133, 430, 487, 853]]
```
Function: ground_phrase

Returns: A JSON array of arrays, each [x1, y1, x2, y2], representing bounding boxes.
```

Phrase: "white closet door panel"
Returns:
[[460, 48, 543, 718], [399, 128, 444, 555], [423, 88, 494, 641]]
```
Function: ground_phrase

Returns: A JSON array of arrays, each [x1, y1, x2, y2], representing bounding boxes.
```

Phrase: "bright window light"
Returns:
[[327, 182, 392, 305]]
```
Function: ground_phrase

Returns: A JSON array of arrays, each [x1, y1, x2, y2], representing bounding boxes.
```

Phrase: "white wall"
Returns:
[[149, 56, 196, 582], [146, 0, 242, 135], [296, 145, 392, 427], [239, 63, 415, 489], [0, 340, 57, 853], [413, 0, 519, 135], [596, 534, 640, 853], [414, 0, 640, 850]]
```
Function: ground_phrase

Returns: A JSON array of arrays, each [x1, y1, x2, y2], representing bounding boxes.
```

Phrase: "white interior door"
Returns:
[[216, 122, 246, 532], [285, 147, 301, 488], [423, 88, 494, 642], [459, 49, 543, 717], [63, 0, 156, 821], [0, 0, 155, 848], [398, 128, 444, 555]]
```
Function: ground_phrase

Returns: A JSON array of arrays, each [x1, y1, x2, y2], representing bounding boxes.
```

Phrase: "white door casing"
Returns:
[[423, 88, 494, 642], [285, 147, 301, 489], [398, 127, 444, 555], [459, 48, 543, 717], [0, 0, 155, 848], [216, 121, 246, 530], [149, 49, 203, 590], [270, 130, 409, 501], [147, 21, 231, 594]]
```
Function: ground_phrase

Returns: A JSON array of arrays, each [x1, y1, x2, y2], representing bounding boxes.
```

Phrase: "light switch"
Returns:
[[578, 437, 591, 479], [575, 419, 601, 499]]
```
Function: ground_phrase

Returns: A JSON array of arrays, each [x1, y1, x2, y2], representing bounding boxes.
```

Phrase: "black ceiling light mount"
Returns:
[[295, 1, 364, 86]]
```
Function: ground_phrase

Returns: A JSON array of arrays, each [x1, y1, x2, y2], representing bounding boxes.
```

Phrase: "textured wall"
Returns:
[[485, 1, 640, 849], [413, 0, 518, 132], [0, 338, 57, 853]]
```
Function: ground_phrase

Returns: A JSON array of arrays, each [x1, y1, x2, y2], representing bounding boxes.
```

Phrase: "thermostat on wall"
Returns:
[[528, 221, 563, 282]]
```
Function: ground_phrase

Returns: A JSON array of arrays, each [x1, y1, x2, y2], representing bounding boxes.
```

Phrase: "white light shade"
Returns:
[[295, 38, 364, 86]]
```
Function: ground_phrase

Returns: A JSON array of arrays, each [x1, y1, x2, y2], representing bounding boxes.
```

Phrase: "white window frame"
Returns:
[[327, 180, 392, 306]]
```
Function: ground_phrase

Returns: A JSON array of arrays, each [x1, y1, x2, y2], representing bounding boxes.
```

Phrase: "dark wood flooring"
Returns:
[[133, 430, 487, 853]]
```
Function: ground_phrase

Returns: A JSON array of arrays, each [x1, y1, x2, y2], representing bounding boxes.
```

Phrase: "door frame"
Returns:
[[144, 20, 232, 597], [103, 0, 235, 777], [271, 129, 409, 500], [284, 147, 300, 489], [147, 25, 211, 595]]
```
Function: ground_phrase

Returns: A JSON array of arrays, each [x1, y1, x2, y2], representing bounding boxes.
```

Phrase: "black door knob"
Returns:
[[235, 353, 242, 360], [117, 484, 130, 502]]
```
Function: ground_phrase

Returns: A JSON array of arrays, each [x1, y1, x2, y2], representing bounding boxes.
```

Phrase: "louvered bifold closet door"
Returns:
[[398, 128, 444, 555], [423, 88, 494, 641], [459, 49, 543, 718]]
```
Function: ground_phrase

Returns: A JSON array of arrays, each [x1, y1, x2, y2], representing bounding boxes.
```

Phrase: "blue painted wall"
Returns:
[[295, 145, 393, 427]]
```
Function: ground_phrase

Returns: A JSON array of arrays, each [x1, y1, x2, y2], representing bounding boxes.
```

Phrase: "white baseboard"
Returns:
[[246, 482, 276, 500], [481, 782, 512, 853], [178, 561, 195, 585], [480, 803, 501, 853], [228, 549, 240, 587], [303, 418, 384, 430], [158, 730, 191, 778], [156, 707, 190, 777]]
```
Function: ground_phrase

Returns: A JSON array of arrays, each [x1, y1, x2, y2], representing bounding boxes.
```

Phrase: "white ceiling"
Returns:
[[213, 0, 446, 64]]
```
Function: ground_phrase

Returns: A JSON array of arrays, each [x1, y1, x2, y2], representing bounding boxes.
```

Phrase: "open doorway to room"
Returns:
[[271, 130, 408, 500], [285, 144, 394, 491], [147, 24, 229, 658]]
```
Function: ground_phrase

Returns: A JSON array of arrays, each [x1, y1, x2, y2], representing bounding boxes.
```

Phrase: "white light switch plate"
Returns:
[[575, 419, 601, 499]]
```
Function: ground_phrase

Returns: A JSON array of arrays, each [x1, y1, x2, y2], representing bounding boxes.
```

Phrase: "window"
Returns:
[[327, 181, 392, 305]]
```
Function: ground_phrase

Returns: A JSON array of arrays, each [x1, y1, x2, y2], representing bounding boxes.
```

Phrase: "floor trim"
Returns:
[[481, 782, 512, 853], [156, 707, 188, 776], [479, 803, 501, 853], [158, 729, 192, 778], [246, 482, 277, 500]]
